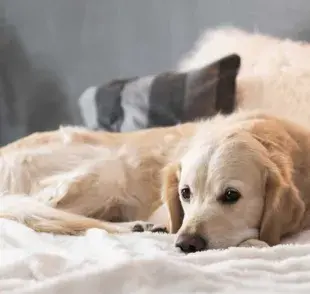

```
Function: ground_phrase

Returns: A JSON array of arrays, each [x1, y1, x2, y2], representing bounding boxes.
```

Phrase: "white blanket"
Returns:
[[1, 219, 310, 294]]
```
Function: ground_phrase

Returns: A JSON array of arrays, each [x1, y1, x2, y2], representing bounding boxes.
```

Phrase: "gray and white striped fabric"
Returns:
[[79, 54, 241, 132]]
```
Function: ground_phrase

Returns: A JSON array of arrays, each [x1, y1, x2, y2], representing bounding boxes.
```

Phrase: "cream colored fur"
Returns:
[[179, 27, 310, 127]]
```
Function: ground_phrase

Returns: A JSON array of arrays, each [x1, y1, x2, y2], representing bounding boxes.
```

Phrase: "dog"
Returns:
[[1, 111, 310, 252]]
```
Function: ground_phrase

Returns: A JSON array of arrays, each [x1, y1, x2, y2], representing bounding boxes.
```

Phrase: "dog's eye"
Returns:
[[180, 186, 191, 201], [219, 188, 241, 204]]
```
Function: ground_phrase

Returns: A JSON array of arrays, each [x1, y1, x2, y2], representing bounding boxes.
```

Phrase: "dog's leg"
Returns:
[[121, 221, 168, 233], [131, 203, 170, 233], [238, 239, 269, 248]]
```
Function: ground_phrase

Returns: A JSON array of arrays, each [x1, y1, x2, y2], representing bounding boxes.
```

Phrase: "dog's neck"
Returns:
[[288, 122, 310, 230]]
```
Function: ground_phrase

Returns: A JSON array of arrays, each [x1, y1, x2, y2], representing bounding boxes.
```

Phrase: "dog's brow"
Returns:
[[193, 158, 209, 192]]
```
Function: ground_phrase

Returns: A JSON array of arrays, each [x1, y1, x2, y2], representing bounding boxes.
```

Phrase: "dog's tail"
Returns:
[[0, 195, 124, 234]]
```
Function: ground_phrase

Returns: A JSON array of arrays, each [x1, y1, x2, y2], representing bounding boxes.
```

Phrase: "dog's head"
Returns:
[[162, 114, 305, 252]]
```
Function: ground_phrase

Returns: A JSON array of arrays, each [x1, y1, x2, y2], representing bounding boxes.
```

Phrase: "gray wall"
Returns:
[[1, 0, 310, 144]]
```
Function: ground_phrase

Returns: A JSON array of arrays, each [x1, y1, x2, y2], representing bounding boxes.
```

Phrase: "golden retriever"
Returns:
[[1, 111, 310, 252]]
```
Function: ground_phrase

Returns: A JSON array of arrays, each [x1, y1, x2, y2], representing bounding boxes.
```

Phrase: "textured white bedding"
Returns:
[[1, 219, 310, 294]]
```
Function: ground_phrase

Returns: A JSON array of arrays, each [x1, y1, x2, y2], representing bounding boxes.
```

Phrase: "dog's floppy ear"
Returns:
[[161, 162, 184, 233], [259, 159, 305, 245]]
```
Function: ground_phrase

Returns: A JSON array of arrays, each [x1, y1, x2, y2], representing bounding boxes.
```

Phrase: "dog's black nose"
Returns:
[[175, 234, 207, 253]]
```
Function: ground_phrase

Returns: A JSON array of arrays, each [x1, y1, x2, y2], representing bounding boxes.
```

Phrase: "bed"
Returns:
[[1, 219, 310, 294]]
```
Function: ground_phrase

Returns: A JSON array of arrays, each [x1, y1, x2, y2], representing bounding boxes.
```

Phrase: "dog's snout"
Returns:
[[175, 234, 207, 253]]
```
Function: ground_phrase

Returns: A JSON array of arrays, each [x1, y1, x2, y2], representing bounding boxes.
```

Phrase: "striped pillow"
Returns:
[[79, 54, 240, 132]]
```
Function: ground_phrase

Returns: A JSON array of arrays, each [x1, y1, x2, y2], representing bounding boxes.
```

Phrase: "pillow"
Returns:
[[79, 54, 240, 132]]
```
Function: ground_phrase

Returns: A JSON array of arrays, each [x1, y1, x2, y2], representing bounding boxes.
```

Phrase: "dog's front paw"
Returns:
[[131, 222, 168, 234], [238, 238, 269, 248]]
